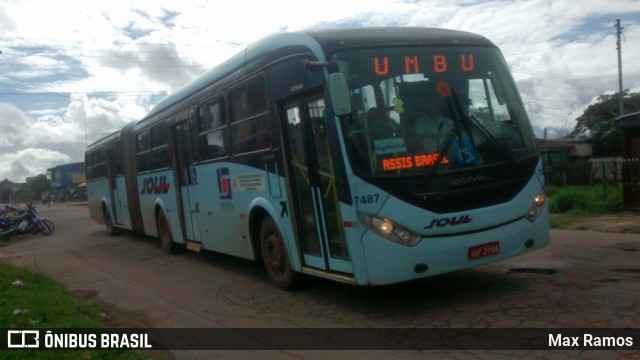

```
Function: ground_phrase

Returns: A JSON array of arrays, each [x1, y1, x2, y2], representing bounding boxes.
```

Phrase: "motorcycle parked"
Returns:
[[0, 203, 55, 240], [0, 205, 22, 218]]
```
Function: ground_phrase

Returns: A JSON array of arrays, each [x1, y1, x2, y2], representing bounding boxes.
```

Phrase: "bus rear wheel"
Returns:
[[157, 211, 179, 254], [103, 207, 117, 236], [260, 216, 299, 290]]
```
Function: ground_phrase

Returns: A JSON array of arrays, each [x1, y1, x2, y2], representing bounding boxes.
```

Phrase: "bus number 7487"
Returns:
[[354, 194, 380, 205]]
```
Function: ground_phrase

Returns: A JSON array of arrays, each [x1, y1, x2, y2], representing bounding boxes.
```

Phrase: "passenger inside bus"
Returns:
[[365, 107, 396, 139], [348, 107, 398, 173]]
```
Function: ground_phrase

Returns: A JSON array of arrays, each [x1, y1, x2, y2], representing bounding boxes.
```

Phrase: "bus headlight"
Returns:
[[525, 190, 547, 222], [358, 212, 423, 246]]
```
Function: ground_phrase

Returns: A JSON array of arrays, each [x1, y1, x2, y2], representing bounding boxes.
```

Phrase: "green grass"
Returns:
[[0, 262, 162, 359], [547, 185, 623, 215]]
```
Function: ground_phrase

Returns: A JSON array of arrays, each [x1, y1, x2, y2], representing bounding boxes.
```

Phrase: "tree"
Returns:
[[16, 187, 33, 202], [27, 174, 50, 202], [570, 90, 640, 156], [0, 179, 13, 203]]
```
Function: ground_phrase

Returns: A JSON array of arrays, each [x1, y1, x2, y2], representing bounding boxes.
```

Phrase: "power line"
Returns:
[[0, 62, 205, 69], [520, 95, 582, 105], [504, 27, 612, 56], [0, 73, 69, 99], [0, 34, 243, 47], [0, 91, 168, 96], [512, 71, 611, 85], [0, 46, 220, 61], [616, 18, 624, 116], [2, 51, 203, 60]]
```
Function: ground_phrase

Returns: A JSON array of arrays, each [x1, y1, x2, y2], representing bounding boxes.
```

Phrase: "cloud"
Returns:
[[0, 0, 639, 183], [0, 103, 30, 148], [95, 41, 206, 91], [0, 5, 16, 33], [0, 94, 147, 181], [0, 148, 71, 182]]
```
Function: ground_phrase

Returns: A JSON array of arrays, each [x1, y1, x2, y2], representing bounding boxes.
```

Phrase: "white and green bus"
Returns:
[[85, 27, 549, 289]]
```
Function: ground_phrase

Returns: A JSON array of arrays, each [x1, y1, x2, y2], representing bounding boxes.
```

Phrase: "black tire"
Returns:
[[38, 219, 55, 236], [260, 216, 300, 290], [103, 207, 117, 236], [30, 221, 40, 235], [157, 211, 180, 254]]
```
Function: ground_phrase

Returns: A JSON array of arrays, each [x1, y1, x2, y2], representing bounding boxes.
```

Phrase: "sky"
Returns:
[[1, 0, 639, 182]]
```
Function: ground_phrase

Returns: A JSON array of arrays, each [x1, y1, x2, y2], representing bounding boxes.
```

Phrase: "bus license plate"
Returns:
[[468, 241, 500, 260]]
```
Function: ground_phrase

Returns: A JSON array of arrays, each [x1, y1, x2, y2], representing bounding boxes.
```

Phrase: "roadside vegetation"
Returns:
[[0, 262, 164, 359], [547, 185, 623, 214], [547, 185, 626, 229]]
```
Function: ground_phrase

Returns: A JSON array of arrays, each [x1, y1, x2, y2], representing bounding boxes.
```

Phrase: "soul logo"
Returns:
[[425, 215, 473, 230], [140, 176, 170, 195]]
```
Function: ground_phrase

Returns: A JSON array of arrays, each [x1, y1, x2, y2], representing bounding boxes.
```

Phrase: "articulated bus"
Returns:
[[85, 27, 549, 289]]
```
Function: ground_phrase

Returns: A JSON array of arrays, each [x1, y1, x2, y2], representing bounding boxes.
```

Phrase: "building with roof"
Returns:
[[46, 162, 86, 202]]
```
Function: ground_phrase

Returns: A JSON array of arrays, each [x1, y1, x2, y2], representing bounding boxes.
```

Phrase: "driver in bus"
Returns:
[[404, 87, 453, 154]]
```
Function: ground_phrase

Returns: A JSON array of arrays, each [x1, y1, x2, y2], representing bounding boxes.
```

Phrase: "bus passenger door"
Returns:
[[173, 122, 202, 243], [283, 97, 352, 275], [106, 146, 122, 225]]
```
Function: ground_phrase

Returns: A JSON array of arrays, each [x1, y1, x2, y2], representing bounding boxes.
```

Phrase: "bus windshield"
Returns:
[[332, 46, 537, 178]]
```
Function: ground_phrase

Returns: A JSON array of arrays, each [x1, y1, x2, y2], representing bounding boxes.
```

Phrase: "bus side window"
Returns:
[[137, 130, 152, 172], [229, 76, 270, 154], [86, 148, 108, 180], [198, 96, 228, 161], [151, 122, 169, 170]]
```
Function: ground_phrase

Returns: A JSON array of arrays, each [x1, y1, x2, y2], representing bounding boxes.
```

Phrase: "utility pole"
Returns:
[[544, 127, 550, 185], [616, 19, 624, 117]]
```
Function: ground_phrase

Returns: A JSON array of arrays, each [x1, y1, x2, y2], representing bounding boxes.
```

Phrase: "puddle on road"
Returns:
[[507, 268, 557, 275], [612, 268, 640, 274], [505, 260, 564, 275]]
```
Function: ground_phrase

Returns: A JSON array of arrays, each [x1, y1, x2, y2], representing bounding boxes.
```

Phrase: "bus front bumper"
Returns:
[[360, 211, 550, 286]]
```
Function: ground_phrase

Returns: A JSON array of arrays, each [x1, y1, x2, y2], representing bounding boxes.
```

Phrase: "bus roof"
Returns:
[[305, 27, 495, 53], [85, 122, 134, 151], [142, 27, 494, 123], [143, 31, 324, 121], [85, 27, 496, 151]]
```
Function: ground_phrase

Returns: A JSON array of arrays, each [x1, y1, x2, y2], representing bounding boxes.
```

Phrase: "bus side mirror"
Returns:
[[328, 73, 351, 116]]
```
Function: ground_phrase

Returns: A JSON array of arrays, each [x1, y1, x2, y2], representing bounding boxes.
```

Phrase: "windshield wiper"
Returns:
[[450, 89, 521, 168], [467, 115, 519, 166], [420, 109, 465, 184], [420, 89, 521, 185]]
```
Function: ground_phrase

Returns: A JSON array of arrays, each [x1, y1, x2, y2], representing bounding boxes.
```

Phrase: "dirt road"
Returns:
[[1, 204, 639, 359]]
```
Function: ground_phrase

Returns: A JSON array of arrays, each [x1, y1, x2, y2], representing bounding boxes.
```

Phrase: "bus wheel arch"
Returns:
[[258, 215, 301, 290]]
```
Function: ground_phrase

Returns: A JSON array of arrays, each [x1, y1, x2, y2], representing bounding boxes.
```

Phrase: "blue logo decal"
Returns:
[[455, 138, 479, 165], [217, 167, 232, 199]]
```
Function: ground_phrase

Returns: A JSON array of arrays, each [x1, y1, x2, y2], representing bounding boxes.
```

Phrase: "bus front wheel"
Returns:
[[260, 217, 299, 290]]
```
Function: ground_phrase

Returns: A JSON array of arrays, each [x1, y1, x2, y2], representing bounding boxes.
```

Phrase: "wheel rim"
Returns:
[[265, 231, 286, 275], [38, 222, 47, 235], [44, 220, 54, 235]]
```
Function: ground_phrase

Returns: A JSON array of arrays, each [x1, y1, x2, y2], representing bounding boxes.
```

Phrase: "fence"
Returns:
[[544, 159, 621, 187], [545, 158, 640, 210], [622, 158, 640, 210]]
